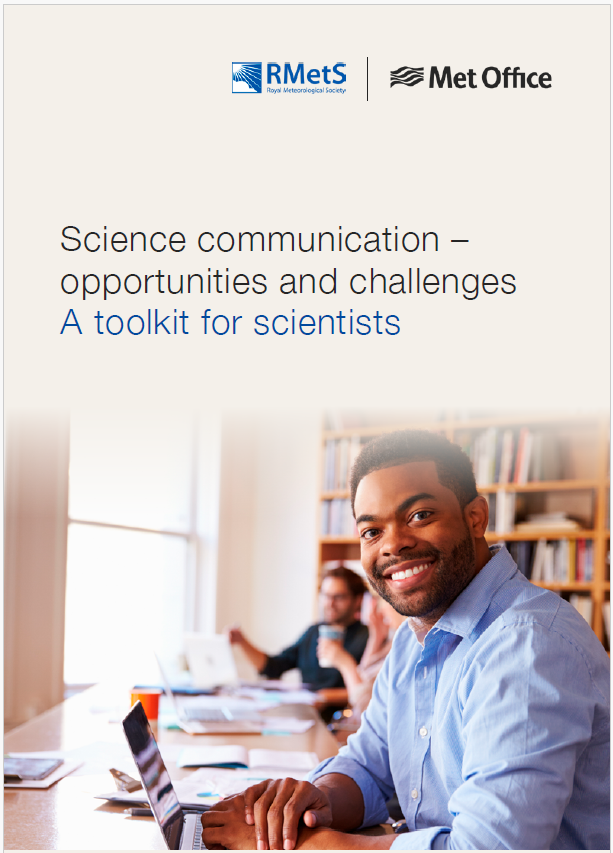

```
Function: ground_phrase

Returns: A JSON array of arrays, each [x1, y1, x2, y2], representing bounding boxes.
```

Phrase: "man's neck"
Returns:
[[407, 540, 494, 639], [408, 617, 431, 646]]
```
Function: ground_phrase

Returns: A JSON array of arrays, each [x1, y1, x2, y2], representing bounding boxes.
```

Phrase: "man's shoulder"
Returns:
[[477, 579, 610, 680]]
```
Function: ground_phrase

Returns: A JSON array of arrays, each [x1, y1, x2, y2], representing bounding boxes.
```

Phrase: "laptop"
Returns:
[[183, 633, 239, 689], [156, 653, 267, 735], [122, 701, 207, 850]]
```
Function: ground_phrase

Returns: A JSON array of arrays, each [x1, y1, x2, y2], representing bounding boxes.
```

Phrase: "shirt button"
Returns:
[[419, 726, 428, 738], [411, 789, 419, 799]]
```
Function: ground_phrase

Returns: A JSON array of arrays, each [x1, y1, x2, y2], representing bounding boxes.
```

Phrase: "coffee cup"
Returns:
[[318, 625, 345, 668], [130, 689, 161, 722]]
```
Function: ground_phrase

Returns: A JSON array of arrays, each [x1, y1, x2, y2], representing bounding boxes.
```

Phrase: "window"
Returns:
[[63, 411, 206, 686]]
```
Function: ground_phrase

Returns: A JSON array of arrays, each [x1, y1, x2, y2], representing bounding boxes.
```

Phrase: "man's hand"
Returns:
[[201, 794, 257, 850], [225, 624, 245, 645], [366, 599, 389, 651], [201, 797, 394, 851], [317, 638, 351, 669], [242, 777, 333, 850]]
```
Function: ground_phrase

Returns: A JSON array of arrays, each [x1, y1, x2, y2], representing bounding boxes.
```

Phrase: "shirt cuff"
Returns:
[[390, 828, 450, 849], [308, 756, 390, 829]]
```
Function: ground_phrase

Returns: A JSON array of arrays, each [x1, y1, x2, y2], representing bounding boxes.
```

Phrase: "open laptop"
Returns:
[[156, 653, 267, 735], [122, 701, 207, 850], [183, 633, 239, 689]]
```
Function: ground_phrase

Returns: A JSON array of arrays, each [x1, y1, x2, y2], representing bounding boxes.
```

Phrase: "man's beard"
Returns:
[[367, 528, 477, 619]]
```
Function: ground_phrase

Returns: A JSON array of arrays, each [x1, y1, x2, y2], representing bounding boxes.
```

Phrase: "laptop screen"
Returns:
[[123, 701, 184, 849]]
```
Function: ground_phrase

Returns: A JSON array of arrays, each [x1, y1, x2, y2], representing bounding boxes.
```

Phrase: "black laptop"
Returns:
[[122, 701, 207, 849]]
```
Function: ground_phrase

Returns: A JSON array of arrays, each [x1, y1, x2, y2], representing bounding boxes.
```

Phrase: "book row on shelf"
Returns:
[[460, 426, 562, 486], [506, 539, 595, 583], [321, 498, 357, 538], [486, 493, 585, 537], [322, 426, 566, 493], [322, 436, 362, 492]]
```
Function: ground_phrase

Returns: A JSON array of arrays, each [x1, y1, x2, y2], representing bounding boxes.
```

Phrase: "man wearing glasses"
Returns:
[[227, 566, 369, 691]]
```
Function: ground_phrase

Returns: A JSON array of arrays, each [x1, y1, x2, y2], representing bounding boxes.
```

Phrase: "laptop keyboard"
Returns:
[[182, 708, 230, 722], [193, 818, 204, 849]]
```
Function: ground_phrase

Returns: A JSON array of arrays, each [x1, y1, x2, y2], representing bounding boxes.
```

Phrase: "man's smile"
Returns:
[[383, 558, 436, 590]]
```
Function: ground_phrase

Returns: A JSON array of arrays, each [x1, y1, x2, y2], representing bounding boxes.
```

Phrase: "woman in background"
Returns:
[[317, 594, 405, 724]]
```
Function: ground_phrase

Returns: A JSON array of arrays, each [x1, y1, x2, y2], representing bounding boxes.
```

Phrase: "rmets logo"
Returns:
[[390, 66, 424, 87], [232, 62, 262, 93]]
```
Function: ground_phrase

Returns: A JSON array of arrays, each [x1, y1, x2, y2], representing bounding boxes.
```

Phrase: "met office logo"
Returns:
[[232, 60, 347, 95], [390, 64, 552, 90], [390, 66, 424, 87]]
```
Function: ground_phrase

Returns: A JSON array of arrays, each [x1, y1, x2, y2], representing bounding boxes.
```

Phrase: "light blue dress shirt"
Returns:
[[310, 545, 610, 849]]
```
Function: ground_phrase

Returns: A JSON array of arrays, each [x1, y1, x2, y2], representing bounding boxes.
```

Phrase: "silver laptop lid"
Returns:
[[183, 633, 238, 689]]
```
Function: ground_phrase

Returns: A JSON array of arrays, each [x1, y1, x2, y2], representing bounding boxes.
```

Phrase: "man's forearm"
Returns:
[[295, 828, 395, 850], [334, 655, 363, 693], [315, 773, 366, 831], [237, 638, 268, 672]]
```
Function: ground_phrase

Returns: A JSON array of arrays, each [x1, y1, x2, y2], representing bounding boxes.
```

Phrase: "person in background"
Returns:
[[318, 595, 405, 726], [226, 566, 369, 692]]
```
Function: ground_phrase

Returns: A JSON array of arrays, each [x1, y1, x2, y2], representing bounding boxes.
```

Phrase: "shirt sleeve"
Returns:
[[259, 627, 310, 679], [391, 619, 609, 850], [309, 655, 394, 829]]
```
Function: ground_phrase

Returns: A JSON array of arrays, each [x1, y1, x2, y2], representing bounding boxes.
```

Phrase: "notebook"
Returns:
[[177, 745, 319, 771]]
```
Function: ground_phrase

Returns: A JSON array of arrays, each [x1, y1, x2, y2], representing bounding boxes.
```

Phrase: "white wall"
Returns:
[[215, 411, 321, 672]]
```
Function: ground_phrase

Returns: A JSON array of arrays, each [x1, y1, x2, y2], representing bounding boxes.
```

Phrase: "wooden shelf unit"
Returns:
[[318, 412, 610, 646]]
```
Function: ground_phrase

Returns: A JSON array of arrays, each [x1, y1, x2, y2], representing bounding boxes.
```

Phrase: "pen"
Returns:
[[124, 807, 153, 817]]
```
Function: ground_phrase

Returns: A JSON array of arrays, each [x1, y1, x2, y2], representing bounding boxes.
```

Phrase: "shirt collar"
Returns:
[[432, 544, 518, 641]]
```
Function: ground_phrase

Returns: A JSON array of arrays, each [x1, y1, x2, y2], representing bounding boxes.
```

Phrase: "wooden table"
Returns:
[[4, 684, 339, 850]]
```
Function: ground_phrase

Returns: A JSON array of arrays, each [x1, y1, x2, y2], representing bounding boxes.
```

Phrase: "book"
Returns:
[[509, 540, 534, 579], [576, 539, 586, 582], [495, 489, 516, 534], [513, 428, 528, 484], [603, 602, 610, 644], [514, 513, 580, 532], [177, 745, 319, 770], [567, 539, 576, 582], [513, 428, 534, 484], [569, 594, 593, 627], [498, 429, 515, 485], [584, 540, 594, 582], [531, 539, 548, 582]]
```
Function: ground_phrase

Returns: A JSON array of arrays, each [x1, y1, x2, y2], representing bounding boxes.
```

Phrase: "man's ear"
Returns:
[[464, 495, 489, 539]]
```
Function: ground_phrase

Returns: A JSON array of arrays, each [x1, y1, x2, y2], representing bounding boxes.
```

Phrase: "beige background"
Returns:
[[5, 4, 610, 414]]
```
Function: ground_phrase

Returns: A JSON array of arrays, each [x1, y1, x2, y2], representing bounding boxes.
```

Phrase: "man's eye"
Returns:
[[411, 510, 432, 523], [360, 528, 379, 540]]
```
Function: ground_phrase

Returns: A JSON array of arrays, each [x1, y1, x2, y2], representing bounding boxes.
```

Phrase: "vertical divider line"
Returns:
[[366, 57, 369, 101]]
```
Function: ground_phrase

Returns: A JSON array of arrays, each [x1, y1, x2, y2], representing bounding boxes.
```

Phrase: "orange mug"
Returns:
[[130, 689, 161, 722]]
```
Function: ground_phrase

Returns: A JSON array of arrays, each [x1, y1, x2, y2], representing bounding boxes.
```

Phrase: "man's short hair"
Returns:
[[350, 429, 478, 513], [322, 566, 368, 598]]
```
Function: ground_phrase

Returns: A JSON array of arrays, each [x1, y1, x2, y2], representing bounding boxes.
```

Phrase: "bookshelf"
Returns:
[[318, 412, 610, 648]]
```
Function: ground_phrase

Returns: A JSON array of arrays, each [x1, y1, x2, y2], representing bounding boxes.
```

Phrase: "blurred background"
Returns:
[[5, 407, 609, 729]]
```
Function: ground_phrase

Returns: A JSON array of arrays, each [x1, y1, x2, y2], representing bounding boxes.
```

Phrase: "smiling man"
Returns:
[[202, 429, 610, 851]]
